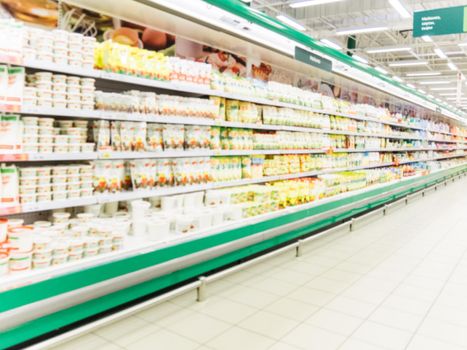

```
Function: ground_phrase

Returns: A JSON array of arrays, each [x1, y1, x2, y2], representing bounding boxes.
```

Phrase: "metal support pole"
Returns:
[[296, 240, 303, 257], [349, 218, 356, 232], [197, 277, 207, 302], [383, 204, 389, 215]]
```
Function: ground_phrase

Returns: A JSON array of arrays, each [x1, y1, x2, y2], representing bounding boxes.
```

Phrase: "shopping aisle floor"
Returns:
[[49, 177, 467, 350]]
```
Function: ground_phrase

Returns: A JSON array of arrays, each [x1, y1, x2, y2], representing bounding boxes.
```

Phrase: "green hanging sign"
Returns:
[[413, 6, 467, 37], [295, 47, 332, 72]]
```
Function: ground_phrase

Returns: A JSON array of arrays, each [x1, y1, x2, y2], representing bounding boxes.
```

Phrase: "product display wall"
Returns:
[[0, 2, 467, 347]]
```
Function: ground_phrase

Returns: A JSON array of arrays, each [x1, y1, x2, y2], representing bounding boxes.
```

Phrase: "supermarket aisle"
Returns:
[[49, 177, 467, 350]]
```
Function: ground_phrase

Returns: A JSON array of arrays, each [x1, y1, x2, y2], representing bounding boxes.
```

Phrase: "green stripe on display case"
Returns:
[[1, 164, 466, 348], [200, 0, 459, 117]]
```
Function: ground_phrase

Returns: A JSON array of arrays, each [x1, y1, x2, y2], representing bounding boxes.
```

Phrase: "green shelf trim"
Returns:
[[0, 165, 464, 348], [201, 0, 462, 118]]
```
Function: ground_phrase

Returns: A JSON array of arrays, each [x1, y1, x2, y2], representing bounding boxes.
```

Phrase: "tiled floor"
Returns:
[[50, 176, 467, 350]]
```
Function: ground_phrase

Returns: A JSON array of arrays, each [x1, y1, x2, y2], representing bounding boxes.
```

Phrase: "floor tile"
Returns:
[[110, 323, 160, 347], [267, 342, 302, 350], [165, 312, 231, 343], [381, 295, 432, 316], [304, 276, 351, 294], [325, 296, 377, 318], [206, 326, 275, 350], [305, 308, 363, 336], [368, 306, 424, 332], [281, 323, 346, 350], [242, 276, 298, 296], [418, 317, 467, 347], [264, 297, 320, 322], [135, 301, 183, 322], [221, 285, 279, 309], [238, 310, 299, 340], [125, 329, 200, 350], [193, 296, 257, 324], [288, 287, 335, 306], [94, 316, 149, 343], [339, 338, 386, 350], [352, 321, 413, 350], [49, 334, 108, 350], [406, 334, 467, 350]]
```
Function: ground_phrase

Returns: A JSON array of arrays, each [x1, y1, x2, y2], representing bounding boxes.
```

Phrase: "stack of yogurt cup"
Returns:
[[22, 27, 96, 69], [25, 73, 95, 110], [21, 116, 95, 153], [19, 164, 94, 204]]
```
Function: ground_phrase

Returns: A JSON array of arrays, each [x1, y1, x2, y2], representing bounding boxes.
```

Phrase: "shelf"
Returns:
[[16, 59, 467, 139], [1, 161, 466, 293], [2, 147, 466, 163], [0, 153, 97, 162], [1, 152, 463, 215]]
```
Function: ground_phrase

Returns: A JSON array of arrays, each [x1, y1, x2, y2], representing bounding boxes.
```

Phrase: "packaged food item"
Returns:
[[162, 124, 184, 150], [147, 124, 163, 152]]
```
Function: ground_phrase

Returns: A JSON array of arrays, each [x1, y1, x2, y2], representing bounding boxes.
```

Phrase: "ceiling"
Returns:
[[249, 0, 467, 110]]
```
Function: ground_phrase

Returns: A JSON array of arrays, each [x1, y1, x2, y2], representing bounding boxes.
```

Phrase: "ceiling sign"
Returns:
[[295, 47, 332, 72], [413, 6, 467, 37]]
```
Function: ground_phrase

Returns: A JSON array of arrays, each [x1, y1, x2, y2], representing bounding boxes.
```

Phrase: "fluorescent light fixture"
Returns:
[[352, 54, 368, 64], [434, 48, 447, 59], [388, 60, 428, 67], [320, 38, 342, 50], [440, 93, 461, 96], [418, 89, 426, 93], [447, 62, 458, 71], [421, 35, 433, 42], [375, 66, 388, 74], [406, 83, 415, 88], [427, 94, 434, 98], [388, 0, 411, 18], [393, 75, 403, 82], [336, 26, 388, 36], [419, 80, 451, 85], [458, 42, 467, 47], [430, 87, 457, 91], [276, 15, 306, 31], [406, 71, 441, 77], [290, 0, 345, 8], [366, 46, 411, 54]]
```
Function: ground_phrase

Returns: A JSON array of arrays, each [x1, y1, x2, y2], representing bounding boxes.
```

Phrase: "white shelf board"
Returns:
[[19, 59, 467, 139]]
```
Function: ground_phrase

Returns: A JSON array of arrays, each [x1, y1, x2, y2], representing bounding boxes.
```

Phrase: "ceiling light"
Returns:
[[393, 76, 403, 82], [336, 26, 388, 36], [406, 83, 415, 88], [418, 89, 426, 93], [375, 66, 388, 74], [366, 46, 411, 54], [427, 94, 434, 98], [447, 62, 458, 71], [320, 38, 342, 50], [353, 54, 368, 64], [458, 42, 467, 47], [434, 48, 447, 59], [388, 60, 428, 67], [276, 15, 306, 31], [388, 0, 411, 18], [421, 35, 433, 42], [290, 0, 345, 7], [440, 93, 461, 96], [430, 87, 458, 91], [419, 80, 451, 85], [406, 71, 441, 77]]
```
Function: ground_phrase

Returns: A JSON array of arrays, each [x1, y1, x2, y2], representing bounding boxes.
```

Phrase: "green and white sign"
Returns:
[[295, 47, 332, 72], [413, 6, 467, 37]]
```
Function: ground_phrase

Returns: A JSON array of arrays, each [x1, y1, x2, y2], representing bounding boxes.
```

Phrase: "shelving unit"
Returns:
[[1, 2, 467, 348]]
